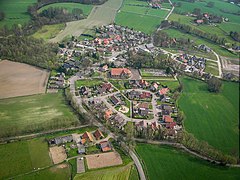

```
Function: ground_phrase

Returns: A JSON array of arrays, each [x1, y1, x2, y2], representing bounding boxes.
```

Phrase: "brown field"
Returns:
[[49, 146, 67, 164], [86, 151, 122, 169], [0, 60, 49, 99]]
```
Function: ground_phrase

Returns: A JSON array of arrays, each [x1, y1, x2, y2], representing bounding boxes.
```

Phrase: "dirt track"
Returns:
[[0, 60, 49, 99]]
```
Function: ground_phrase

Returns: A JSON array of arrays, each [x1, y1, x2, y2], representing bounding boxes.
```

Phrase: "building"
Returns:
[[49, 135, 73, 145], [104, 109, 113, 120], [81, 131, 94, 143], [99, 141, 112, 152], [93, 129, 104, 140], [110, 68, 132, 78]]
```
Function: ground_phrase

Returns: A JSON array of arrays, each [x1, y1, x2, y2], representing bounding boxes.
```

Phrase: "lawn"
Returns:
[[18, 163, 71, 180], [178, 77, 239, 156], [75, 79, 103, 88], [0, 92, 79, 138], [109, 79, 129, 90], [0, 138, 52, 179], [32, 23, 65, 41], [38, 2, 93, 16], [136, 143, 240, 180], [0, 0, 37, 27], [74, 164, 132, 180]]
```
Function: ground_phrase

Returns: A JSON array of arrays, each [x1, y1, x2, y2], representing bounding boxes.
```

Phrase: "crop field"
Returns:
[[205, 61, 219, 76], [0, 0, 36, 27], [19, 163, 71, 180], [0, 60, 50, 99], [0, 92, 79, 138], [74, 164, 132, 180], [115, 0, 169, 34], [38, 3, 93, 16], [162, 28, 238, 59], [178, 77, 239, 156], [50, 0, 123, 42], [0, 138, 52, 179], [136, 143, 240, 180], [32, 23, 65, 41]]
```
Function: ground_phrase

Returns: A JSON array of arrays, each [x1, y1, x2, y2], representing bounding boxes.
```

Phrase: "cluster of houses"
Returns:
[[47, 72, 66, 91], [48, 129, 112, 156], [148, 0, 162, 9], [194, 13, 223, 24], [175, 54, 206, 74], [133, 101, 152, 118], [79, 82, 114, 97], [127, 90, 152, 100]]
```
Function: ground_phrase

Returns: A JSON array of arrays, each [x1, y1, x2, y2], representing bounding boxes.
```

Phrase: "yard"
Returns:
[[0, 0, 36, 27], [0, 92, 79, 138], [75, 79, 103, 88], [136, 143, 240, 180], [178, 77, 239, 156], [0, 138, 52, 179]]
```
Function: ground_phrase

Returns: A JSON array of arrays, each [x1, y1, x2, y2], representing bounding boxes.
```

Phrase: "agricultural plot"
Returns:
[[0, 60, 49, 99], [0, 138, 52, 179], [74, 164, 132, 180], [38, 3, 93, 16], [18, 164, 71, 180], [179, 77, 239, 156], [0, 0, 36, 27], [115, 0, 169, 34], [50, 0, 123, 42], [32, 23, 65, 41], [136, 144, 240, 180], [0, 92, 79, 138], [205, 61, 219, 76]]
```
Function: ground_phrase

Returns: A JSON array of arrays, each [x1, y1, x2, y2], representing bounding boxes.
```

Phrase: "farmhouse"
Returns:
[[81, 131, 94, 143], [93, 129, 104, 140], [49, 135, 73, 145], [110, 68, 132, 78], [99, 141, 112, 152]]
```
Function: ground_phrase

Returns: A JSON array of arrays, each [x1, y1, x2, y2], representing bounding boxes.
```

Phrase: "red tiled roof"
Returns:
[[82, 131, 94, 142], [93, 129, 104, 140], [163, 115, 173, 123], [166, 122, 176, 129], [159, 88, 169, 95], [111, 68, 131, 76]]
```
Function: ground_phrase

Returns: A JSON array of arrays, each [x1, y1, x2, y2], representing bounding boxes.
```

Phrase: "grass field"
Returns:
[[0, 138, 52, 179], [32, 23, 65, 41], [129, 165, 140, 180], [136, 143, 240, 180], [75, 79, 103, 88], [19, 163, 71, 180], [0, 92, 79, 138], [74, 164, 132, 180], [38, 3, 93, 16], [0, 0, 36, 27], [178, 77, 239, 156], [115, 0, 169, 34], [205, 61, 219, 76]]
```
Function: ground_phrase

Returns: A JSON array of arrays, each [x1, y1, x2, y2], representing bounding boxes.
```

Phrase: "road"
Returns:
[[212, 50, 223, 78], [164, 0, 174, 20]]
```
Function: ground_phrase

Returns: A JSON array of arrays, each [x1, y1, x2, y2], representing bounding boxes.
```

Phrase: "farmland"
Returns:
[[74, 164, 132, 180], [178, 77, 239, 156], [115, 0, 170, 34], [0, 92, 79, 138], [38, 2, 93, 16], [50, 0, 123, 42], [136, 144, 240, 180], [0, 60, 49, 99], [32, 23, 65, 41], [0, 0, 36, 27], [19, 164, 71, 180], [0, 138, 52, 179]]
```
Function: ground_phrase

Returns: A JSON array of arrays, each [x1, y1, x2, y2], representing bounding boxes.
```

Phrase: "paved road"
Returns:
[[129, 150, 146, 180], [212, 50, 223, 78], [164, 0, 174, 20]]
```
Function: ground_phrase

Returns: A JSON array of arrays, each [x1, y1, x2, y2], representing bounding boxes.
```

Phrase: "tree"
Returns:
[[207, 77, 222, 93], [165, 67, 171, 74], [206, 2, 214, 8], [0, 11, 5, 21]]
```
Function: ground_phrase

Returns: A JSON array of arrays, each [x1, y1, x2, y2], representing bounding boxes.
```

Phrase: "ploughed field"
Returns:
[[179, 77, 239, 156], [136, 144, 240, 180], [0, 92, 79, 138], [0, 60, 49, 99]]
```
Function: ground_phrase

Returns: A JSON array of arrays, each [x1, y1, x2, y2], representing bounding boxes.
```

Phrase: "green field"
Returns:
[[136, 143, 240, 180], [0, 138, 52, 179], [115, 0, 169, 34], [32, 23, 65, 41], [179, 77, 239, 156], [75, 79, 103, 88], [74, 164, 132, 180], [38, 2, 93, 16], [19, 164, 70, 180], [0, 0, 37, 27], [0, 92, 79, 137]]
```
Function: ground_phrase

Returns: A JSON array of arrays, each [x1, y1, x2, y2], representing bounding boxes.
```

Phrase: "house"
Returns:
[[163, 115, 173, 123], [137, 102, 149, 109], [159, 88, 169, 95], [139, 108, 149, 116], [110, 95, 120, 105], [104, 109, 112, 120], [81, 131, 94, 143], [198, 44, 211, 52], [139, 79, 149, 88], [110, 68, 132, 78], [161, 104, 172, 112], [195, 19, 204, 24], [102, 64, 109, 71], [135, 120, 149, 130], [128, 90, 141, 99], [150, 83, 158, 91], [93, 129, 104, 140], [99, 141, 112, 152], [151, 121, 160, 131], [139, 92, 151, 99], [49, 135, 73, 145], [166, 122, 177, 129]]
